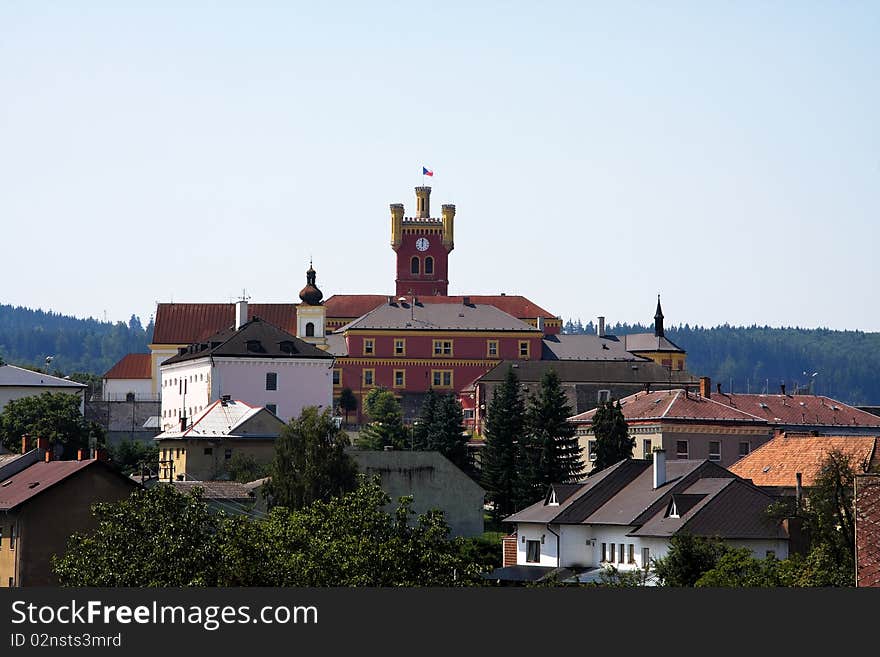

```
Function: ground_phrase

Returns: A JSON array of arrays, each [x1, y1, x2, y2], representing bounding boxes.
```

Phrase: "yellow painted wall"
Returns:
[[637, 351, 686, 371], [159, 439, 275, 482], [0, 518, 18, 587]]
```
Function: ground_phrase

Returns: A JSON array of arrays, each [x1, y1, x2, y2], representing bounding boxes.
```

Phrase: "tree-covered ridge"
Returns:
[[0, 304, 152, 376], [563, 319, 880, 406]]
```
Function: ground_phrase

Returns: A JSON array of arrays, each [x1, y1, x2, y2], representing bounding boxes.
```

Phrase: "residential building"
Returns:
[[0, 454, 138, 586], [155, 397, 285, 482], [855, 473, 880, 587], [101, 353, 155, 401], [158, 315, 334, 430], [0, 364, 86, 413], [499, 451, 790, 582]]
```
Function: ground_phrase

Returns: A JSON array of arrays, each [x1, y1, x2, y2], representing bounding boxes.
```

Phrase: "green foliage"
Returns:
[[265, 406, 357, 510], [52, 485, 221, 586], [0, 304, 152, 376], [518, 369, 584, 501], [591, 400, 633, 471], [456, 533, 504, 574], [695, 549, 793, 587], [108, 440, 158, 477], [225, 452, 269, 484], [481, 366, 526, 521], [412, 390, 470, 472], [653, 534, 732, 587], [337, 387, 357, 424], [0, 391, 105, 456], [357, 388, 408, 450], [597, 565, 652, 587]]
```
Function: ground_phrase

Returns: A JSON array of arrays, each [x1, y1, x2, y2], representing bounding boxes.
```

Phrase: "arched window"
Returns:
[[411, 256, 420, 274], [425, 256, 434, 274], [306, 322, 315, 337]]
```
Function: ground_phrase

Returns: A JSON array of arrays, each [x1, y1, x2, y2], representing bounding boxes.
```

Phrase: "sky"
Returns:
[[1, 2, 878, 331]]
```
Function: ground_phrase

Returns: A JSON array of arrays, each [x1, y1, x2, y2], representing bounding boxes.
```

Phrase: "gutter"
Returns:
[[546, 523, 561, 570]]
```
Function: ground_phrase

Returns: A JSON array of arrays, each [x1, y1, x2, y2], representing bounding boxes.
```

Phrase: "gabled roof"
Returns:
[[541, 334, 647, 361], [170, 480, 254, 502], [624, 333, 685, 353], [710, 393, 880, 429], [155, 398, 285, 440], [477, 360, 699, 385], [152, 303, 298, 344], [324, 294, 556, 320], [337, 301, 540, 333], [0, 365, 86, 389], [729, 433, 879, 487], [0, 459, 137, 511], [103, 353, 152, 379], [569, 389, 769, 425], [161, 317, 333, 365]]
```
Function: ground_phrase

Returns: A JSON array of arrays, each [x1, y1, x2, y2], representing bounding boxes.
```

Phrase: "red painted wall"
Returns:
[[395, 231, 449, 296]]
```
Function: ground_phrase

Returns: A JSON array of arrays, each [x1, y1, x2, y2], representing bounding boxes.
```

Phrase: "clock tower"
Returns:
[[391, 186, 455, 297]]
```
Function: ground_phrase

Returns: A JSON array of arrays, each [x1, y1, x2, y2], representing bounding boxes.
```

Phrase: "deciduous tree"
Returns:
[[0, 391, 104, 456]]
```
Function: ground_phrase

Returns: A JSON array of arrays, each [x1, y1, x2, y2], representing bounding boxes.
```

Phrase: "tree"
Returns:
[[518, 369, 584, 500], [411, 388, 437, 450], [108, 440, 158, 477], [0, 391, 104, 456], [338, 387, 358, 426], [695, 549, 794, 587], [357, 388, 408, 450], [481, 366, 526, 521], [52, 485, 221, 586], [413, 390, 470, 472], [652, 534, 732, 587], [264, 406, 357, 511], [591, 400, 633, 471], [225, 452, 269, 483]]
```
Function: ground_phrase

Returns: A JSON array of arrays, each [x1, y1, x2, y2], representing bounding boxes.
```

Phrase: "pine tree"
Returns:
[[357, 388, 408, 450], [517, 369, 584, 504], [412, 389, 438, 450], [433, 394, 469, 473], [481, 366, 526, 521], [591, 400, 633, 471]]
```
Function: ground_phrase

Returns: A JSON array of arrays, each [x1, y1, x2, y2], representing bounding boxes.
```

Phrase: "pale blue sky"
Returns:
[[1, 2, 878, 330]]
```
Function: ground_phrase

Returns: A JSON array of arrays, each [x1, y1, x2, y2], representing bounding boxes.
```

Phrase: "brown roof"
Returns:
[[324, 293, 556, 320], [569, 389, 769, 424], [152, 303, 298, 344], [103, 353, 152, 379], [170, 480, 254, 502], [711, 393, 880, 429], [478, 360, 700, 385], [541, 334, 646, 361], [855, 474, 880, 587], [624, 333, 685, 353], [0, 459, 136, 510], [728, 433, 878, 487]]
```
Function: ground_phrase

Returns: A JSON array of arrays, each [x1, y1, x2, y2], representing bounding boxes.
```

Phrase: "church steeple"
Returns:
[[299, 260, 323, 306], [654, 294, 665, 338]]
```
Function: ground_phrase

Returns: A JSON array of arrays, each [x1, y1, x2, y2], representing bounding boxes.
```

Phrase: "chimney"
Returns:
[[780, 383, 786, 395], [699, 376, 711, 399], [36, 436, 49, 457], [653, 449, 667, 489], [179, 415, 187, 432], [716, 383, 722, 395], [45, 450, 52, 462], [21, 435, 29, 454], [537, 316, 545, 333], [235, 299, 248, 330], [795, 472, 803, 510], [94, 448, 108, 462], [77, 448, 85, 461], [462, 296, 471, 306], [597, 316, 605, 338]]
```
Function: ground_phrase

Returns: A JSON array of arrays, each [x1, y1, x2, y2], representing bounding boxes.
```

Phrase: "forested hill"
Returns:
[[0, 304, 152, 376], [563, 319, 880, 406]]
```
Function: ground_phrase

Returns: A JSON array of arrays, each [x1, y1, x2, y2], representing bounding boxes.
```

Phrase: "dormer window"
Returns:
[[667, 499, 680, 518], [246, 340, 263, 353], [548, 489, 559, 506]]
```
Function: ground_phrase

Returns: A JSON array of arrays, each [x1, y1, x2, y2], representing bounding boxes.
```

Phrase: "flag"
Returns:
[[422, 167, 433, 176]]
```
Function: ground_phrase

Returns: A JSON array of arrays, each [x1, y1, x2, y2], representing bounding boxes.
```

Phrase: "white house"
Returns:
[[102, 353, 154, 401], [158, 312, 335, 432], [0, 364, 86, 413], [499, 450, 791, 583]]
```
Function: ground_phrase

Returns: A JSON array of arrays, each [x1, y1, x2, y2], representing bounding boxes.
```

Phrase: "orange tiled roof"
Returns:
[[151, 303, 298, 345], [569, 389, 768, 424], [856, 474, 880, 587], [711, 393, 880, 428], [324, 294, 556, 320], [729, 433, 878, 487], [103, 353, 152, 379]]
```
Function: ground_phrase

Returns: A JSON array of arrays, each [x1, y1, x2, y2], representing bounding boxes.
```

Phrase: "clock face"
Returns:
[[415, 237, 430, 251]]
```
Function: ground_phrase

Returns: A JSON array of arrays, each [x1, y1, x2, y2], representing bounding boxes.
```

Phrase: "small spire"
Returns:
[[654, 294, 665, 338], [299, 261, 323, 305]]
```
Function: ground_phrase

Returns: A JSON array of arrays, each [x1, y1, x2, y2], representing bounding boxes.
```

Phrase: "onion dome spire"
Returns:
[[298, 259, 323, 306]]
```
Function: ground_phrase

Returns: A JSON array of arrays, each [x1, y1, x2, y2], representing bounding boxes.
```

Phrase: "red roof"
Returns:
[[712, 393, 880, 428], [0, 459, 125, 510], [323, 294, 556, 320], [856, 474, 880, 587], [152, 303, 298, 344], [103, 353, 152, 379], [569, 389, 768, 424]]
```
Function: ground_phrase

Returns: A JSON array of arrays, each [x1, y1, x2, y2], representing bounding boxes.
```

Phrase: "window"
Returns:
[[598, 389, 611, 403], [601, 543, 608, 562], [463, 409, 474, 419], [487, 340, 498, 357], [526, 540, 541, 563], [363, 369, 375, 387], [661, 358, 673, 368], [363, 339, 375, 355], [709, 441, 721, 462], [333, 369, 341, 386], [7, 577, 12, 587], [266, 372, 278, 391], [394, 339, 406, 356], [204, 448, 213, 456], [433, 340, 453, 356], [642, 547, 651, 569], [0, 526, 3, 548], [739, 441, 751, 457], [393, 370, 405, 388], [411, 256, 420, 275], [10, 522, 16, 551], [608, 543, 616, 563], [305, 322, 315, 337], [676, 440, 689, 459], [424, 256, 434, 274], [619, 543, 625, 564], [266, 403, 277, 415], [588, 440, 597, 462], [628, 544, 635, 564], [518, 341, 530, 359], [643, 439, 652, 459], [432, 370, 453, 388]]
